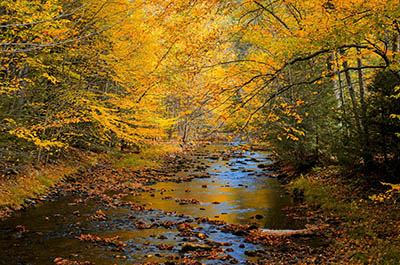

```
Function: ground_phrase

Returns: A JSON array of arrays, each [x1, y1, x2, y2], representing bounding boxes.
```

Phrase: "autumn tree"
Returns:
[[215, 0, 400, 175], [0, 0, 235, 173]]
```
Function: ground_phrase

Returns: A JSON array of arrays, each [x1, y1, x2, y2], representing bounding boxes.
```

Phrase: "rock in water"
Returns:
[[181, 243, 212, 252]]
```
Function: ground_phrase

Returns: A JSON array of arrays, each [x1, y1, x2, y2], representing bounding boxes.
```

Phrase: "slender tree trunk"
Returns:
[[334, 53, 346, 112], [356, 48, 371, 165], [393, 33, 399, 60], [328, 53, 345, 110], [357, 50, 366, 124], [17, 63, 28, 109], [333, 52, 350, 137], [182, 123, 188, 143], [340, 49, 362, 134], [315, 121, 319, 162], [287, 66, 294, 104]]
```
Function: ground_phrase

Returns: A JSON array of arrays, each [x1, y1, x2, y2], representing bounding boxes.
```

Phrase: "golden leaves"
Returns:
[[41, 73, 58, 84]]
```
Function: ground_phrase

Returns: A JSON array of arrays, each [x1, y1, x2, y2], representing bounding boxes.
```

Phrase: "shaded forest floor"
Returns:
[[284, 164, 400, 264]]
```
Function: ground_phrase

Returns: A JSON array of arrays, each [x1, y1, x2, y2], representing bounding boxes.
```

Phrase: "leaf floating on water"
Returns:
[[14, 225, 26, 232], [158, 244, 174, 250], [75, 234, 126, 251], [53, 257, 93, 265], [175, 198, 201, 205], [89, 210, 107, 221]]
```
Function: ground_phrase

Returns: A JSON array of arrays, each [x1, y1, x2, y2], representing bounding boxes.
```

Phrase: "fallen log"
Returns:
[[258, 224, 329, 237]]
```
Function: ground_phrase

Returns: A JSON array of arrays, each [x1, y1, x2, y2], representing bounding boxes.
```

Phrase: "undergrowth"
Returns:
[[289, 167, 400, 264]]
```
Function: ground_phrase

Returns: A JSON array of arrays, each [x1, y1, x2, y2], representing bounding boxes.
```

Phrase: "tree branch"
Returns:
[[253, 0, 292, 33], [0, 2, 86, 28], [0, 8, 133, 54], [136, 40, 177, 103]]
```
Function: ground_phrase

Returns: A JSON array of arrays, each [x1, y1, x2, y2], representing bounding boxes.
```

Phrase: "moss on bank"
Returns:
[[112, 143, 180, 169], [0, 149, 99, 213], [288, 166, 400, 264]]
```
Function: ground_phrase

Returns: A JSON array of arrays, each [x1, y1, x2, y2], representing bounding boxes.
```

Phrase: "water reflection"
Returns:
[[133, 148, 302, 229]]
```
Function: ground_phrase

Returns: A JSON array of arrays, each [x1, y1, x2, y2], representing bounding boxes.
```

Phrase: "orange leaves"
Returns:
[[89, 210, 107, 221], [41, 73, 58, 84], [54, 257, 93, 265], [267, 113, 280, 122], [75, 234, 126, 251]]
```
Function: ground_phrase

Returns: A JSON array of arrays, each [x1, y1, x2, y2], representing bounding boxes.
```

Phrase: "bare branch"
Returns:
[[253, 0, 292, 33], [241, 64, 386, 129], [136, 40, 177, 103], [0, 8, 133, 54], [199, 59, 269, 69], [0, 3, 86, 28]]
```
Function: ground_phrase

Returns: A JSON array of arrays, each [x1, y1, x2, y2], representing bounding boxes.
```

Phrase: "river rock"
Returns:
[[181, 243, 212, 252]]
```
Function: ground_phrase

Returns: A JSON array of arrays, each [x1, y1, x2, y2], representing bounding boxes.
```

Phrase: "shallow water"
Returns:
[[0, 145, 305, 264]]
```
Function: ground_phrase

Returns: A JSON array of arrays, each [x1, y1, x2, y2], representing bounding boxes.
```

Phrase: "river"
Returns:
[[0, 144, 305, 264]]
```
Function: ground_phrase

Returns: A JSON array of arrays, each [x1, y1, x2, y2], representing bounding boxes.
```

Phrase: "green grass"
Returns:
[[114, 156, 158, 169], [112, 143, 180, 169], [289, 176, 360, 216]]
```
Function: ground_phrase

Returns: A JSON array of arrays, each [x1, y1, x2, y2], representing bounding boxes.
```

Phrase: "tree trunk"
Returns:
[[328, 53, 345, 110], [333, 52, 349, 136], [392, 33, 399, 60], [340, 50, 362, 134], [356, 49, 372, 165]]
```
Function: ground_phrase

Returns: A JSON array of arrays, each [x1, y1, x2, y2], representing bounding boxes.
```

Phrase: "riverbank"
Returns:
[[0, 143, 183, 220], [285, 165, 400, 264]]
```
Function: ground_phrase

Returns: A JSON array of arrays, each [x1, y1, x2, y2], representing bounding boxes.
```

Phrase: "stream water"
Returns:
[[0, 144, 305, 264]]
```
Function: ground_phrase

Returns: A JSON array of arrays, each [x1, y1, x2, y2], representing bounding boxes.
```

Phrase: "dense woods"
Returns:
[[1, 0, 399, 181], [224, 0, 400, 181], [0, 0, 234, 171]]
